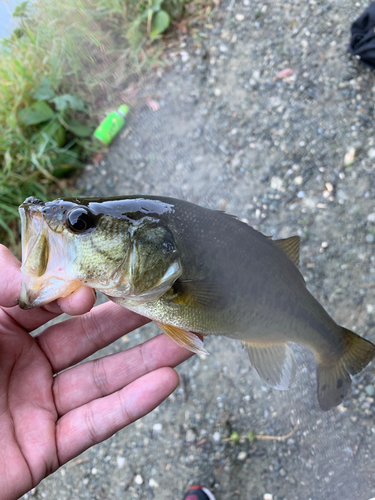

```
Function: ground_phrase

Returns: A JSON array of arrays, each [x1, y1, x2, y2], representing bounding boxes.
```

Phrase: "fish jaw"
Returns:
[[18, 203, 81, 309]]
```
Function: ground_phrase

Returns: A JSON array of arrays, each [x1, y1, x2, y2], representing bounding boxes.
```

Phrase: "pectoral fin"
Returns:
[[243, 341, 296, 390], [156, 322, 209, 356], [172, 279, 227, 310]]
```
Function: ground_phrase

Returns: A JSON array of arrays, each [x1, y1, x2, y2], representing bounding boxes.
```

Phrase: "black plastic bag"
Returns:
[[349, 2, 375, 69]]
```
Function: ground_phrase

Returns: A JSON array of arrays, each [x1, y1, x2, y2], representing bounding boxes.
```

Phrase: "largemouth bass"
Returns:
[[18, 195, 375, 411]]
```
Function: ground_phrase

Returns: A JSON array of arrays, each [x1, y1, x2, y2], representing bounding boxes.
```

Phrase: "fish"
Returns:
[[18, 195, 375, 411]]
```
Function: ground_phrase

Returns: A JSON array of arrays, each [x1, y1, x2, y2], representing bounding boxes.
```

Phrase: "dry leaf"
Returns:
[[276, 68, 295, 79], [146, 98, 160, 112]]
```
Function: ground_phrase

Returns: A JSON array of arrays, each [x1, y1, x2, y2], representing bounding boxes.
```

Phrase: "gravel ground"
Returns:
[[23, 1, 375, 499]]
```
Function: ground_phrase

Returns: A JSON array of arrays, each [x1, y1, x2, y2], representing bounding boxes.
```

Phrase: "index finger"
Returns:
[[0, 244, 96, 331]]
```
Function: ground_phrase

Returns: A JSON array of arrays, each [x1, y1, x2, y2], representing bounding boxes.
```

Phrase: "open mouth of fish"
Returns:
[[18, 199, 81, 309]]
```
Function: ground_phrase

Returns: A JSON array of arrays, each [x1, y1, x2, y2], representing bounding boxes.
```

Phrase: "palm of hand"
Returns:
[[0, 319, 58, 495], [0, 245, 192, 500]]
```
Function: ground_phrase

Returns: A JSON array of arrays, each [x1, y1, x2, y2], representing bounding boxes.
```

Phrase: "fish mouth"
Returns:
[[19, 200, 81, 309]]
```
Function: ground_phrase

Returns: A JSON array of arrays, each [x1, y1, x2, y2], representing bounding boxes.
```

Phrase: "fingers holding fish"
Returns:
[[0, 244, 96, 333], [56, 367, 179, 465], [56, 285, 97, 316], [0, 244, 22, 307], [36, 301, 150, 373], [53, 332, 194, 417]]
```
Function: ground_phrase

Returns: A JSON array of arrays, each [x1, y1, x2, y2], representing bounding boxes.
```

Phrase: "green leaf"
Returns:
[[64, 119, 93, 138], [51, 94, 85, 112], [37, 121, 66, 147], [13, 1, 29, 18], [33, 85, 55, 101], [151, 0, 164, 12], [150, 10, 170, 38], [52, 149, 83, 178], [18, 101, 55, 126]]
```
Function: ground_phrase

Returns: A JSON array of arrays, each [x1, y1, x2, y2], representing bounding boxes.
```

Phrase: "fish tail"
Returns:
[[317, 327, 375, 411]]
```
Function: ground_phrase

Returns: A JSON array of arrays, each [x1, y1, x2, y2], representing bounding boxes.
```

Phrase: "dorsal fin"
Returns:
[[272, 236, 300, 268]]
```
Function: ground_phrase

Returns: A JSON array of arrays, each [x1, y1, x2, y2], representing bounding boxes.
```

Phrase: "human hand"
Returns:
[[0, 244, 193, 500]]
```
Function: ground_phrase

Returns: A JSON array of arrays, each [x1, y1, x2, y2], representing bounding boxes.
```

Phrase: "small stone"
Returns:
[[294, 176, 303, 185], [367, 304, 374, 314], [213, 431, 221, 442], [297, 190, 305, 198], [134, 474, 144, 485], [117, 456, 126, 469], [365, 385, 375, 397], [91, 468, 98, 475], [270, 176, 283, 190], [301, 40, 308, 48], [149, 478, 159, 488], [366, 234, 375, 244], [252, 69, 261, 80], [219, 44, 228, 52], [279, 468, 286, 477], [368, 148, 375, 158], [153, 423, 163, 433], [186, 429, 197, 443], [264, 494, 273, 500], [180, 51, 189, 62], [344, 148, 356, 167], [367, 213, 375, 223], [321, 241, 329, 249], [302, 197, 317, 209], [237, 451, 247, 461], [235, 13, 245, 21], [214, 88, 222, 96]]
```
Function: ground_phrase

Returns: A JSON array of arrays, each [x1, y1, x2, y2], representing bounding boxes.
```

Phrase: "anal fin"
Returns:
[[243, 341, 296, 390], [156, 322, 209, 356]]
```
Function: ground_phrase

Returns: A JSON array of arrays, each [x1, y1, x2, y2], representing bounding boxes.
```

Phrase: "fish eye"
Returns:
[[66, 208, 95, 233]]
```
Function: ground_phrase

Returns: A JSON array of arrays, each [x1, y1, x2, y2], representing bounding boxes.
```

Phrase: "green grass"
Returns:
[[0, 0, 213, 251]]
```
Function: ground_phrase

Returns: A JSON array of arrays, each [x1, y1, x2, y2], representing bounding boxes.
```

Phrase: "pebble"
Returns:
[[365, 385, 375, 397], [134, 474, 144, 485], [153, 423, 163, 433], [237, 451, 247, 461], [302, 197, 317, 209], [367, 213, 375, 223], [368, 148, 375, 158], [367, 304, 374, 314], [213, 431, 221, 442], [235, 14, 245, 21], [117, 456, 126, 469], [294, 176, 303, 185], [180, 51, 189, 62], [186, 429, 197, 443], [91, 467, 98, 475], [149, 478, 159, 488], [270, 176, 283, 190], [214, 88, 222, 96], [264, 494, 273, 500], [366, 234, 375, 244], [219, 44, 229, 52], [344, 148, 356, 167]]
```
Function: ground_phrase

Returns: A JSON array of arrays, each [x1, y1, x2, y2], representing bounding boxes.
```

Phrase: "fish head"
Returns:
[[19, 196, 182, 309]]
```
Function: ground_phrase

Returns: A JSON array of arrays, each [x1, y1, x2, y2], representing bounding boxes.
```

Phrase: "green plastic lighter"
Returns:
[[93, 105, 129, 145]]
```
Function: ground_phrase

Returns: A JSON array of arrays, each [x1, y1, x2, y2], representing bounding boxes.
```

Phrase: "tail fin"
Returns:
[[317, 327, 375, 411]]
